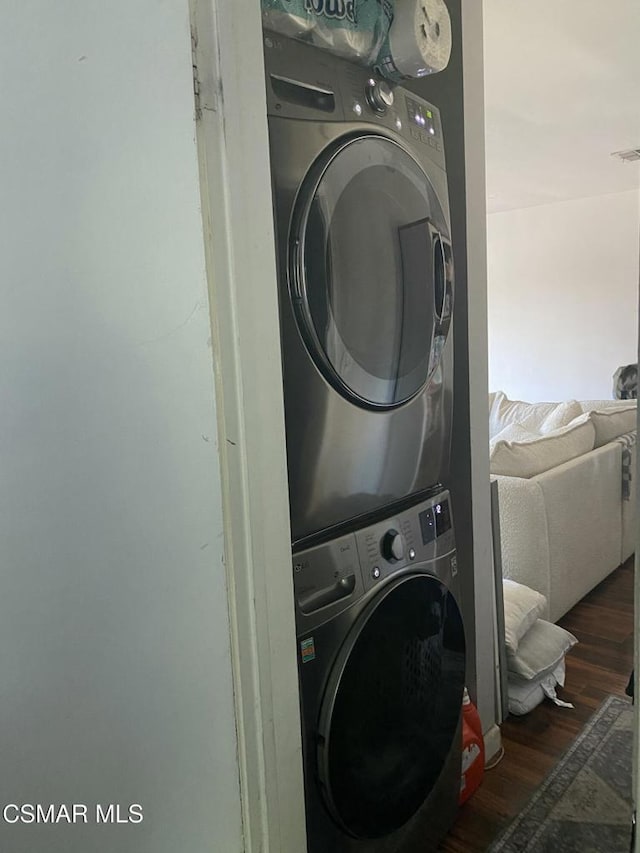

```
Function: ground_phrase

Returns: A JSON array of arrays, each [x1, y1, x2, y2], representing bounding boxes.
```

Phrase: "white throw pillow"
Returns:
[[508, 660, 566, 716], [507, 619, 577, 681], [502, 579, 547, 656], [489, 393, 583, 439], [489, 392, 557, 439], [489, 421, 535, 447], [489, 417, 596, 478], [538, 400, 582, 434]]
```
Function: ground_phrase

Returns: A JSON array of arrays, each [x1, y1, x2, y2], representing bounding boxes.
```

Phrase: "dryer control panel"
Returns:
[[292, 490, 456, 633], [263, 30, 446, 172]]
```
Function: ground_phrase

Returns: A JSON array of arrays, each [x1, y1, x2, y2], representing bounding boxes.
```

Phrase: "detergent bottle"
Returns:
[[459, 687, 485, 805]]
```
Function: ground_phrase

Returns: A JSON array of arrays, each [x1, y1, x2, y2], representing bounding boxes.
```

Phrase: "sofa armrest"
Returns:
[[493, 474, 551, 619], [533, 442, 622, 621]]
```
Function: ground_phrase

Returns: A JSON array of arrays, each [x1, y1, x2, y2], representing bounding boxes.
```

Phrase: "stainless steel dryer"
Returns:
[[293, 490, 465, 853], [264, 33, 455, 545]]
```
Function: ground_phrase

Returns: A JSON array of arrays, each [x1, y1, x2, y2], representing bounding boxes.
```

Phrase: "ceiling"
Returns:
[[483, 0, 640, 213]]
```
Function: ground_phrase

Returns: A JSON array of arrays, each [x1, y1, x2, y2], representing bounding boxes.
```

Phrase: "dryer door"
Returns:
[[291, 134, 453, 409], [317, 572, 465, 839]]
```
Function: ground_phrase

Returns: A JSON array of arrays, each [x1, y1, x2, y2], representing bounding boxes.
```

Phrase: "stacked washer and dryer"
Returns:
[[264, 32, 466, 853]]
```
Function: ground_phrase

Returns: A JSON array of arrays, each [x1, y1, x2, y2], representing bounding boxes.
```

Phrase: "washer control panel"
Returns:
[[292, 490, 456, 631], [354, 491, 455, 593]]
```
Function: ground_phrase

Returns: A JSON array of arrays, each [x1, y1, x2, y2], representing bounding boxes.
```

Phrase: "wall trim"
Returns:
[[189, 1, 307, 851], [483, 724, 503, 767], [461, 1, 495, 730]]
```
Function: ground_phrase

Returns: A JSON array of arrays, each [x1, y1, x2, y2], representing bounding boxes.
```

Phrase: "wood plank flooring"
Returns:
[[439, 556, 635, 852]]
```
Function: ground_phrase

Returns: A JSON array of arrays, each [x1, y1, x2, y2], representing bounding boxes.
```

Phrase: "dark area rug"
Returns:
[[489, 695, 633, 853]]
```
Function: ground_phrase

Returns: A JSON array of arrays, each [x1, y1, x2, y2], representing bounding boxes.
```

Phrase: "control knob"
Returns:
[[382, 529, 405, 563], [365, 79, 394, 115]]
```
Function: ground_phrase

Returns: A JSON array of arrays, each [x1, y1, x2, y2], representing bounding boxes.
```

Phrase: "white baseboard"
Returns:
[[483, 723, 502, 766]]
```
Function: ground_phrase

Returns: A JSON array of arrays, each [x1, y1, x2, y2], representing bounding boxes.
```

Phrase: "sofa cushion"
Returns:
[[489, 416, 596, 478], [579, 399, 637, 412], [575, 403, 637, 447], [489, 392, 582, 439], [502, 579, 547, 656], [507, 619, 577, 680]]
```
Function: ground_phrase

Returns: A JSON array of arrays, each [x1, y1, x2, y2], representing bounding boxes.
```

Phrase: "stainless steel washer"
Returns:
[[293, 490, 465, 852]]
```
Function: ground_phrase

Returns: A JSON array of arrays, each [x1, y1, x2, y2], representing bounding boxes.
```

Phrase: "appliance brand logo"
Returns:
[[304, 0, 356, 24]]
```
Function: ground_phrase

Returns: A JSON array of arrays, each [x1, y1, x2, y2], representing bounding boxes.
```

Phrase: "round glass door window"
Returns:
[[290, 134, 452, 409], [317, 573, 465, 839]]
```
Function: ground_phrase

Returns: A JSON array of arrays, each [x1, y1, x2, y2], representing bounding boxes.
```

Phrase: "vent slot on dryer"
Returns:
[[270, 74, 335, 112]]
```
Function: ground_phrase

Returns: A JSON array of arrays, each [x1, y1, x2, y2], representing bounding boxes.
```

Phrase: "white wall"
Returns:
[[488, 190, 640, 402], [0, 3, 243, 852]]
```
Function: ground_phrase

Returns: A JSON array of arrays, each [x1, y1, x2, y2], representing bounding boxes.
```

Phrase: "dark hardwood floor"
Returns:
[[439, 556, 635, 852]]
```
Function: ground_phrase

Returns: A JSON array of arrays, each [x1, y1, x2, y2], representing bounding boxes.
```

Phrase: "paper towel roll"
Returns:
[[377, 0, 452, 80]]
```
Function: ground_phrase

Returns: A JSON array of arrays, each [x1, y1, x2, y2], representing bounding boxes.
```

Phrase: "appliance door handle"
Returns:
[[442, 236, 454, 320], [298, 574, 357, 614], [432, 230, 453, 322]]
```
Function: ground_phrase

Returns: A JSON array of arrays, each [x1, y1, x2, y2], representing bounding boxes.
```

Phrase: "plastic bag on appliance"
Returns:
[[309, 0, 394, 65], [262, 0, 316, 39]]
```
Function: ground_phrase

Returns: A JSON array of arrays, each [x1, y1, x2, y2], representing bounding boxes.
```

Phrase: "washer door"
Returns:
[[290, 134, 453, 410], [317, 573, 465, 839]]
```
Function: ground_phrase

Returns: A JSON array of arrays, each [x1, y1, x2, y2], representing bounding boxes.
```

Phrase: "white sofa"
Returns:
[[489, 393, 637, 623]]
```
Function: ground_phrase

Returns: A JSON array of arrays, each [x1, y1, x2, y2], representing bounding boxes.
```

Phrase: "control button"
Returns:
[[365, 78, 394, 115], [382, 529, 405, 563], [395, 117, 402, 131], [372, 566, 381, 580], [352, 101, 363, 116], [409, 548, 416, 561]]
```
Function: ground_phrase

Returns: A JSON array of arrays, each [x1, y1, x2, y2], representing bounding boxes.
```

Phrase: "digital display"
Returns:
[[419, 508, 436, 545], [435, 500, 451, 537], [406, 97, 437, 137]]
